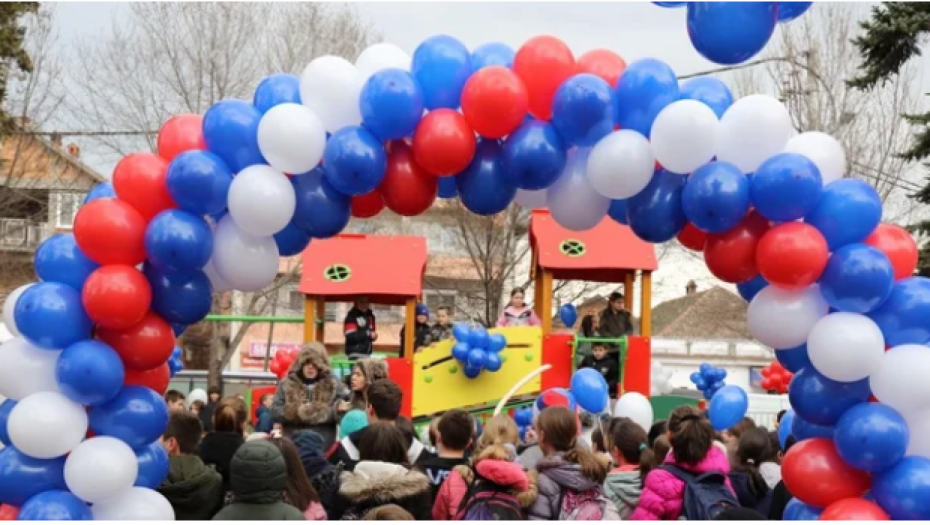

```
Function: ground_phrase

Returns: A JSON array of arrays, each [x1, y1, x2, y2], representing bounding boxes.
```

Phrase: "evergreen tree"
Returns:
[[0, 2, 37, 130], [849, 2, 930, 276]]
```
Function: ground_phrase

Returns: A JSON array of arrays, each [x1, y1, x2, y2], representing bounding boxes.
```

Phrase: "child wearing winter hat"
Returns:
[[212, 440, 305, 520], [340, 409, 370, 440], [400, 303, 433, 353]]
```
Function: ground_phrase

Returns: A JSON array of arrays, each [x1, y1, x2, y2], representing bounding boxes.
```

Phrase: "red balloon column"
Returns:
[[864, 223, 919, 280], [575, 49, 627, 87], [461, 66, 528, 139], [704, 210, 770, 283], [112, 153, 177, 221], [513, 36, 576, 120], [73, 198, 147, 266], [157, 113, 207, 162], [381, 142, 438, 216]]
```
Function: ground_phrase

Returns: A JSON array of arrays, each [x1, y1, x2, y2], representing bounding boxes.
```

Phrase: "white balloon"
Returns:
[[2, 283, 33, 337], [203, 258, 232, 294], [651, 361, 674, 396], [548, 148, 610, 231], [587, 130, 655, 199], [747, 285, 829, 349], [905, 410, 930, 459], [212, 215, 279, 292], [807, 313, 884, 382], [355, 43, 411, 82], [514, 188, 548, 210], [870, 344, 930, 418], [8, 391, 87, 459], [65, 436, 138, 504], [0, 338, 60, 400], [613, 392, 654, 430], [227, 165, 296, 237], [784, 131, 846, 186], [92, 487, 175, 521], [650, 100, 719, 175], [716, 94, 792, 174], [187, 388, 208, 405], [300, 55, 363, 133], [257, 103, 326, 175]]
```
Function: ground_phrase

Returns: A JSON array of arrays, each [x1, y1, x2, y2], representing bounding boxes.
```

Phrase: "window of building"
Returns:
[[54, 192, 83, 228]]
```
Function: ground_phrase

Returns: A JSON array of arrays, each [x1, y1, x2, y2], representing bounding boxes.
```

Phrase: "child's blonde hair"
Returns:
[[473, 414, 519, 461]]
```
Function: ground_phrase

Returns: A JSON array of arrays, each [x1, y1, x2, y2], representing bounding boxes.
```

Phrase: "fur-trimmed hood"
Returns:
[[339, 461, 430, 504], [348, 358, 389, 409], [288, 342, 332, 377], [454, 459, 539, 508], [272, 342, 350, 434]]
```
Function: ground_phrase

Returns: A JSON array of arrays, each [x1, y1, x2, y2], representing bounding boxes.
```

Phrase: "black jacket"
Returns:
[[399, 322, 432, 354], [329, 426, 426, 473], [197, 432, 245, 493], [344, 307, 376, 358], [580, 354, 619, 398], [211, 440, 305, 520], [768, 479, 793, 520], [599, 308, 633, 339], [414, 451, 468, 503]]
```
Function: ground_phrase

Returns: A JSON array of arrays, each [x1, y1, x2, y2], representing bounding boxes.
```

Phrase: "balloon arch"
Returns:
[[2, 16, 930, 523]]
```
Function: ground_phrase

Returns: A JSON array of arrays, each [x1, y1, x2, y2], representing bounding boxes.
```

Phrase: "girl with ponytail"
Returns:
[[727, 427, 774, 515], [604, 418, 657, 518]]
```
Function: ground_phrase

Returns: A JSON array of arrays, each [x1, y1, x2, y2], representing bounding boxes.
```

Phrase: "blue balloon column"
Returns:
[[450, 323, 507, 378], [690, 362, 728, 400]]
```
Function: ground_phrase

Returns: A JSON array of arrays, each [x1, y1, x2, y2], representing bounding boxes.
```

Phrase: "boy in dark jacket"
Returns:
[[212, 440, 305, 520], [399, 303, 433, 354], [429, 306, 454, 343], [579, 342, 619, 398], [157, 411, 224, 520], [254, 394, 273, 433], [344, 296, 377, 360], [414, 409, 473, 503]]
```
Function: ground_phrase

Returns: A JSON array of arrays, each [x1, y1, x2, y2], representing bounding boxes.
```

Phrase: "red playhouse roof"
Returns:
[[300, 234, 426, 305], [529, 210, 657, 283]]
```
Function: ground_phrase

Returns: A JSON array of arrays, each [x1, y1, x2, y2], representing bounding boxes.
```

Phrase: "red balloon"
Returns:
[[513, 36, 576, 120], [112, 152, 176, 221], [782, 438, 871, 508], [157, 113, 206, 163], [575, 49, 627, 87], [97, 311, 175, 370], [864, 223, 918, 280], [270, 359, 283, 378], [124, 363, 171, 395], [82, 265, 152, 330], [677, 223, 707, 252], [351, 189, 385, 219], [73, 198, 147, 266], [756, 222, 829, 289], [381, 142, 438, 216], [0, 505, 17, 521], [761, 377, 775, 390], [461, 66, 529, 139], [761, 365, 773, 377], [412, 109, 476, 176], [820, 498, 889, 520], [704, 211, 770, 284]]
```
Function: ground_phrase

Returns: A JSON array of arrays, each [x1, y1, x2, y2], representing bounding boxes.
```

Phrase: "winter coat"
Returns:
[[291, 430, 342, 513], [496, 306, 541, 327], [603, 466, 642, 519], [339, 358, 389, 416], [200, 401, 217, 433], [599, 308, 633, 339], [157, 455, 225, 520], [630, 444, 735, 520], [415, 451, 469, 503], [255, 405, 273, 433], [331, 461, 433, 520], [344, 307, 377, 358], [430, 323, 453, 343], [728, 470, 773, 516], [579, 354, 619, 398], [270, 343, 350, 450], [432, 457, 538, 520], [329, 426, 426, 473], [529, 453, 620, 520], [198, 431, 245, 493], [212, 440, 306, 521], [399, 322, 433, 353], [768, 479, 793, 520]]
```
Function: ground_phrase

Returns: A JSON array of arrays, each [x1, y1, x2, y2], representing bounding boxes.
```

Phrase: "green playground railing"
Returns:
[[571, 335, 629, 396]]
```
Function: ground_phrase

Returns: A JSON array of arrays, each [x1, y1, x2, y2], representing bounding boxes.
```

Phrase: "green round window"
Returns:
[[559, 239, 586, 258], [323, 264, 352, 283]]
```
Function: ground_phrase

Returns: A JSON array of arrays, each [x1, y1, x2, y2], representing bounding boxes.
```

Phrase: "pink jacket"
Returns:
[[303, 501, 327, 520], [496, 306, 542, 328], [630, 445, 735, 520], [432, 459, 535, 520]]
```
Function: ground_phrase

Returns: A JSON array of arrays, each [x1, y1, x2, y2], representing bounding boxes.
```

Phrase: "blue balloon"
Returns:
[[412, 35, 472, 110], [614, 58, 679, 137], [34, 233, 99, 292], [322, 126, 387, 196], [778, 1, 812, 22], [791, 414, 835, 442], [145, 210, 213, 275], [488, 333, 507, 353], [559, 304, 578, 327], [438, 175, 458, 199], [514, 407, 533, 427], [835, 402, 909, 473], [694, 377, 708, 391], [501, 120, 567, 191], [551, 74, 615, 147], [166, 150, 233, 216], [83, 182, 116, 204], [654, 1, 686, 6], [571, 368, 609, 414], [360, 69, 424, 141], [715, 368, 728, 381], [468, 326, 490, 350], [202, 99, 265, 173], [751, 153, 822, 222], [171, 323, 187, 337], [819, 244, 894, 314], [467, 349, 489, 369], [89, 386, 169, 450], [607, 199, 629, 225], [689, 372, 702, 384], [699, 363, 713, 375], [775, 344, 812, 373], [805, 179, 882, 251], [452, 342, 471, 362], [56, 340, 125, 406], [273, 221, 312, 257], [788, 367, 871, 426], [778, 410, 795, 450], [708, 385, 749, 430], [471, 42, 515, 70], [0, 447, 66, 507], [627, 170, 687, 243], [783, 498, 822, 521], [291, 166, 351, 238], [253, 73, 301, 113], [687, 2, 778, 65], [457, 140, 516, 215], [868, 277, 930, 346], [18, 490, 91, 520], [135, 441, 170, 489], [0, 400, 14, 447], [873, 456, 930, 520], [14, 282, 92, 350], [145, 265, 213, 325], [452, 323, 472, 342], [679, 77, 734, 118], [485, 351, 503, 372], [463, 364, 483, 379], [682, 161, 750, 233], [737, 274, 769, 302]]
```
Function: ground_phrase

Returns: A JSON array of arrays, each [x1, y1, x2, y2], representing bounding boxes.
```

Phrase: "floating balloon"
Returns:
[[756, 222, 829, 289], [502, 120, 567, 191], [805, 178, 882, 251], [360, 69, 425, 141], [551, 73, 614, 147], [56, 340, 125, 406], [457, 140, 517, 216], [513, 36, 575, 120], [808, 313, 884, 383], [124, 363, 171, 396], [778, 1, 813, 22], [257, 103, 326, 174], [788, 366, 871, 426], [91, 486, 175, 521], [227, 164, 296, 236], [135, 441, 170, 489], [575, 49, 626, 87], [548, 148, 610, 231], [864, 223, 919, 280], [784, 131, 846, 186], [0, 448, 66, 507], [782, 438, 871, 509], [18, 490, 91, 521], [97, 311, 175, 371], [253, 73, 301, 113], [682, 161, 750, 234], [470, 42, 515, 71], [613, 392, 654, 431], [708, 385, 749, 431], [687, 2, 778, 65], [704, 210, 770, 284], [679, 76, 733, 118], [0, 338, 60, 401], [608, 199, 630, 226], [7, 392, 86, 460], [157, 113, 206, 163], [461, 66, 528, 139], [145, 209, 213, 274], [716, 94, 792, 174], [411, 35, 472, 110], [737, 274, 768, 303], [775, 344, 812, 374], [202, 99, 265, 173], [145, 266, 213, 325], [626, 169, 686, 243], [614, 58, 679, 137], [64, 437, 138, 504], [587, 130, 655, 200], [835, 402, 908, 473], [748, 284, 828, 350], [291, 166, 351, 239], [650, 100, 718, 175], [870, 344, 930, 417], [821, 498, 889, 521], [413, 109, 477, 176], [73, 198, 147, 266], [89, 386, 169, 450], [166, 150, 233, 216], [571, 368, 609, 414], [112, 153, 176, 221], [355, 43, 411, 82], [299, 55, 363, 133], [872, 456, 930, 520], [868, 277, 930, 346], [14, 282, 92, 350], [751, 153, 823, 222], [351, 189, 385, 219], [211, 215, 279, 292], [34, 233, 99, 292], [559, 304, 578, 327], [273, 222, 312, 257], [84, 182, 116, 204], [380, 142, 438, 217], [819, 244, 894, 314]]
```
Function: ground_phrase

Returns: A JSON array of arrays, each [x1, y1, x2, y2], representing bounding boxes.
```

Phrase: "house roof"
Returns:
[[652, 285, 751, 339], [299, 234, 426, 305], [529, 210, 657, 283], [0, 129, 106, 190]]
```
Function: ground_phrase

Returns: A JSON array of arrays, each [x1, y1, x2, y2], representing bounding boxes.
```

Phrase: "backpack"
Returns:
[[658, 465, 739, 520], [455, 475, 524, 521], [555, 486, 610, 521]]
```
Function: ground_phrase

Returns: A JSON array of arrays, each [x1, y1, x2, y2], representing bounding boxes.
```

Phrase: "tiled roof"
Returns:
[[652, 286, 750, 339]]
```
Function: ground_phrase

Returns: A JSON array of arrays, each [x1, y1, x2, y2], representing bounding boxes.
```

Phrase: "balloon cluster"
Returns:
[[689, 362, 727, 400], [513, 407, 533, 442], [167, 347, 184, 378], [653, 2, 812, 66], [450, 324, 506, 379], [268, 347, 300, 380], [650, 361, 674, 396], [760, 360, 792, 394]]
